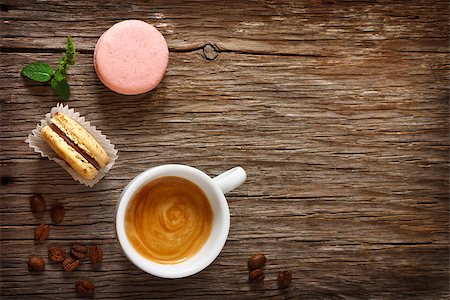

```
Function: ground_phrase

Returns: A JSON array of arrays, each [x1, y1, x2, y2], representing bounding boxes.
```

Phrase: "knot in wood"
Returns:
[[0, 176, 12, 185], [202, 43, 218, 61], [0, 4, 11, 12]]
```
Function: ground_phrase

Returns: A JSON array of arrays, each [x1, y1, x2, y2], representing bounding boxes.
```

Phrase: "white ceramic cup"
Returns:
[[115, 164, 247, 278]]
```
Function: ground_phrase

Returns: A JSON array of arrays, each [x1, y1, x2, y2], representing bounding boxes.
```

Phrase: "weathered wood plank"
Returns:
[[1, 0, 448, 54], [0, 239, 448, 299], [1, 0, 449, 299]]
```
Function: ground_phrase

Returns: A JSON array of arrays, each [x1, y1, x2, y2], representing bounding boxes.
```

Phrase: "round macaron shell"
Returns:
[[94, 20, 169, 95]]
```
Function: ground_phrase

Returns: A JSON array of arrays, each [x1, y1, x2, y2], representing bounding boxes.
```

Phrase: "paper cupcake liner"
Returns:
[[25, 103, 119, 187]]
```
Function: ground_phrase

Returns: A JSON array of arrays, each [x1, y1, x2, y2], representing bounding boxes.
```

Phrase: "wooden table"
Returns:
[[1, 1, 449, 299]]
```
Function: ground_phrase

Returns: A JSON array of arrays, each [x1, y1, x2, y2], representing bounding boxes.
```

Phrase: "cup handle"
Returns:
[[212, 166, 247, 194]]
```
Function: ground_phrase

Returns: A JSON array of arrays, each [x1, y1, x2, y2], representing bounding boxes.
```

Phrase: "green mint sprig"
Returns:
[[21, 37, 76, 101]]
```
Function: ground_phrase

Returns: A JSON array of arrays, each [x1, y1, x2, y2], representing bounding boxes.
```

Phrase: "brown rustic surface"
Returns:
[[1, 0, 449, 299]]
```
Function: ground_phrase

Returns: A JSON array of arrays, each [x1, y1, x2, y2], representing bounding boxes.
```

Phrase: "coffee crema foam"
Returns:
[[125, 176, 213, 264]]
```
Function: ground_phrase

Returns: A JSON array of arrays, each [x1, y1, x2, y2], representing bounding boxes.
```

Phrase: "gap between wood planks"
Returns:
[[0, 42, 326, 59]]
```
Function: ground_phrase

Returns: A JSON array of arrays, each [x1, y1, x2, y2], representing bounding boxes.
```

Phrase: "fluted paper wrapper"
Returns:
[[25, 103, 118, 187]]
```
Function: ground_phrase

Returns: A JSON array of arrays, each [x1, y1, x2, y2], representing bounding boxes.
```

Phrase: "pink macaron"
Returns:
[[94, 20, 169, 95]]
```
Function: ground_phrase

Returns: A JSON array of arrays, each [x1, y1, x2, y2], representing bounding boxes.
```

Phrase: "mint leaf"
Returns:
[[51, 77, 70, 101], [21, 62, 54, 82], [53, 69, 66, 82], [58, 36, 76, 71], [51, 36, 75, 102], [21, 37, 76, 101]]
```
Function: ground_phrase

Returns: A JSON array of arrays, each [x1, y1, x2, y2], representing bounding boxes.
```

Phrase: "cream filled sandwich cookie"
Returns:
[[94, 20, 169, 95], [27, 104, 118, 186], [41, 112, 108, 180]]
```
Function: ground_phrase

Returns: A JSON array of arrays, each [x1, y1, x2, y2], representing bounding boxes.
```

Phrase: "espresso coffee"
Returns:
[[125, 176, 213, 264]]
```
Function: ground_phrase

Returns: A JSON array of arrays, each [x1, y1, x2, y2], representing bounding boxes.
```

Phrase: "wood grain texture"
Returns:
[[1, 0, 449, 299]]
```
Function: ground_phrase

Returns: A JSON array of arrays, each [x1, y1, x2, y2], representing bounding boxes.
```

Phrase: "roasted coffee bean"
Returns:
[[48, 247, 67, 262], [278, 270, 292, 289], [75, 279, 95, 296], [30, 194, 46, 212], [34, 224, 50, 241], [249, 269, 265, 282], [248, 253, 266, 270], [62, 256, 79, 272], [89, 246, 103, 264], [71, 244, 88, 260], [28, 256, 45, 272], [51, 205, 65, 224]]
